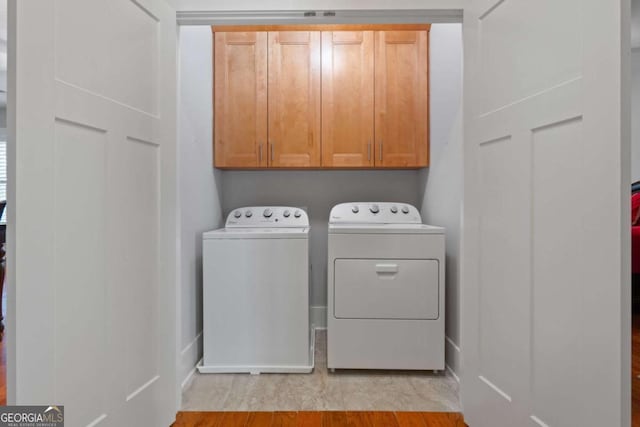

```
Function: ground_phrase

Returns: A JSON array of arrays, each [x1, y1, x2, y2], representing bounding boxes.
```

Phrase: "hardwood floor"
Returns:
[[172, 412, 466, 427], [633, 314, 640, 426], [0, 283, 5, 407], [0, 279, 5, 406], [0, 336, 5, 406]]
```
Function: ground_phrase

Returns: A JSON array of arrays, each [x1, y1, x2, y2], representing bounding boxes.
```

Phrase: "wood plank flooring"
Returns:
[[172, 412, 467, 427], [0, 333, 5, 405], [633, 314, 640, 427]]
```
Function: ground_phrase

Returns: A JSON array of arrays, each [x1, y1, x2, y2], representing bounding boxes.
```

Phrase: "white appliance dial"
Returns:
[[352, 205, 359, 213], [294, 210, 302, 218], [390, 205, 398, 214], [370, 204, 380, 214], [402, 206, 410, 214], [283, 210, 291, 218], [245, 210, 253, 218], [233, 210, 242, 218], [263, 208, 273, 218]]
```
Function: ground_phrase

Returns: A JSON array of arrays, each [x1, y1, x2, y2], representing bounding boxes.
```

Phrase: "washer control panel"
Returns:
[[226, 206, 309, 227], [329, 202, 421, 224]]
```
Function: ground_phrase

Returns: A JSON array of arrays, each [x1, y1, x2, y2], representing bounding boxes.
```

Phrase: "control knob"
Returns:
[[294, 210, 302, 218], [245, 210, 253, 218], [263, 208, 273, 218], [352, 205, 359, 214], [390, 205, 398, 214], [283, 210, 291, 218], [370, 204, 380, 214], [233, 210, 242, 218], [401, 206, 410, 214]]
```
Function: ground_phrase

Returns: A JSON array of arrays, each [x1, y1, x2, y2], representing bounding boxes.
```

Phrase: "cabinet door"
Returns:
[[214, 32, 267, 168], [321, 31, 374, 167], [268, 31, 321, 168], [374, 30, 429, 167]]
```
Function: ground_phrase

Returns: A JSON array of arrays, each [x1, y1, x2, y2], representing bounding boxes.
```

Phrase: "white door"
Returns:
[[461, 1, 629, 427], [7, 0, 178, 426]]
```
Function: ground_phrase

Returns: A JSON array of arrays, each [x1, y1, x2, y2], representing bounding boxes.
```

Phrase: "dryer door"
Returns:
[[334, 258, 439, 320]]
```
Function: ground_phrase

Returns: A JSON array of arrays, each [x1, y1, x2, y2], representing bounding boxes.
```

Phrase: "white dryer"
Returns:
[[327, 202, 444, 371], [199, 206, 313, 374]]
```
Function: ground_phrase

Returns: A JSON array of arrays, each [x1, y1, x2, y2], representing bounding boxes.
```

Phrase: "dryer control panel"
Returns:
[[226, 206, 309, 228], [329, 202, 421, 224]]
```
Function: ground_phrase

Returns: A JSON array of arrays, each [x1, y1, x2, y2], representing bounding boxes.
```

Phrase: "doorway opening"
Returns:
[[176, 16, 464, 417]]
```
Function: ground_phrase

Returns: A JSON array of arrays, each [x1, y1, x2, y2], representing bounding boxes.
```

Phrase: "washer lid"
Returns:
[[329, 202, 422, 225], [203, 227, 309, 240], [329, 223, 444, 234]]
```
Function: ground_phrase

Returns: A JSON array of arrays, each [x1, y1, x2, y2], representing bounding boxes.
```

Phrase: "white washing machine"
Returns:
[[199, 206, 313, 374], [327, 202, 445, 371]]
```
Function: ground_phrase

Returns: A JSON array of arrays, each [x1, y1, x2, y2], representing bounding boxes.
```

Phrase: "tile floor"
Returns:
[[182, 330, 460, 412]]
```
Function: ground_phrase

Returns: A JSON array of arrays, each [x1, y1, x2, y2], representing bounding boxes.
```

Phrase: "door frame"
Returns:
[[6, 1, 629, 420], [172, 3, 463, 410]]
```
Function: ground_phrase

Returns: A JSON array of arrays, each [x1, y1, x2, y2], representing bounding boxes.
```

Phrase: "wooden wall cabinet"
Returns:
[[375, 31, 429, 168], [268, 31, 321, 168], [214, 32, 267, 168], [214, 30, 321, 168], [213, 25, 430, 169], [321, 31, 375, 167]]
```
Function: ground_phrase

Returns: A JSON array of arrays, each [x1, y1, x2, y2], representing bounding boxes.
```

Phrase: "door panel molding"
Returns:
[[462, 0, 629, 425], [9, 1, 178, 425], [478, 375, 512, 403]]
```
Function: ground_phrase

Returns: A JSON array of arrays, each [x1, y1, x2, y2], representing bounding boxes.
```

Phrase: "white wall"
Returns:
[[222, 170, 419, 325], [633, 0, 640, 50], [178, 26, 224, 388], [632, 48, 640, 182], [417, 23, 463, 377]]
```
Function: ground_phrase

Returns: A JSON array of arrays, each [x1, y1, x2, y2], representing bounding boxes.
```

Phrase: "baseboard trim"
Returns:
[[182, 332, 202, 355], [445, 335, 461, 353], [181, 358, 202, 390], [445, 335, 460, 379], [446, 364, 460, 383], [180, 332, 203, 389]]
